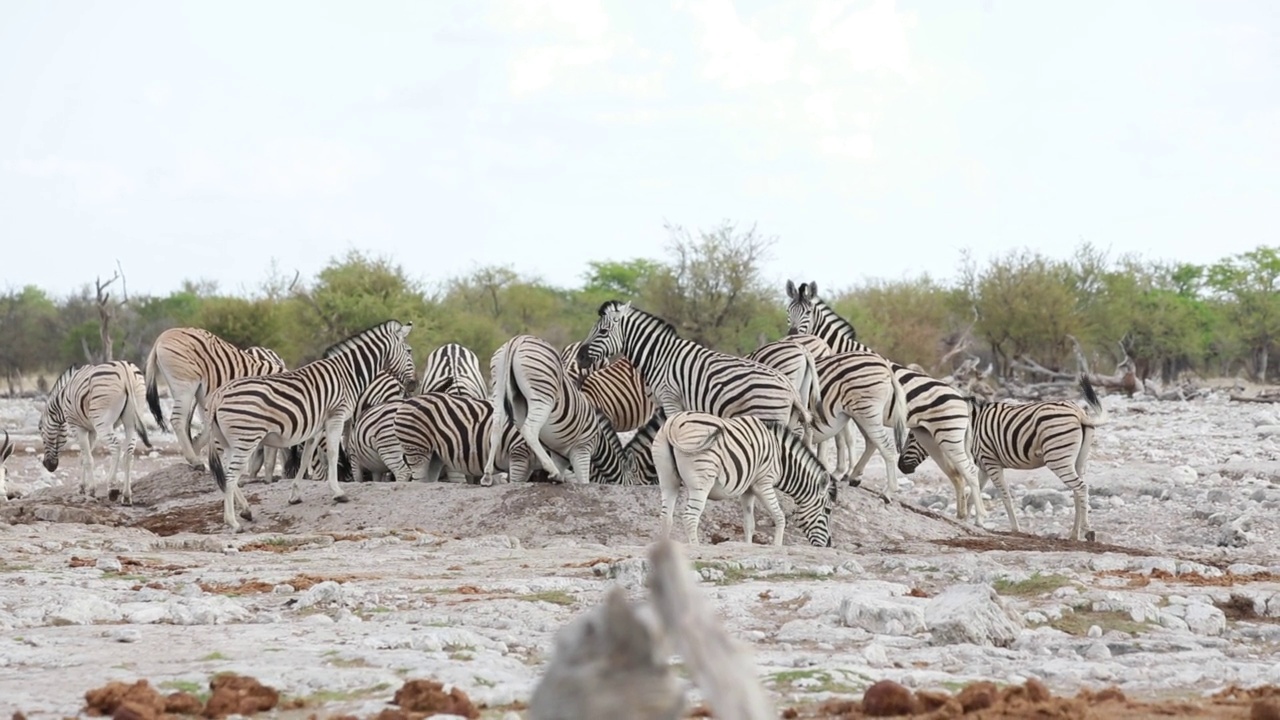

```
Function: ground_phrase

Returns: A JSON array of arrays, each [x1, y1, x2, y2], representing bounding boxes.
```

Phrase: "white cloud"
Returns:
[[6, 156, 137, 204], [684, 0, 795, 89]]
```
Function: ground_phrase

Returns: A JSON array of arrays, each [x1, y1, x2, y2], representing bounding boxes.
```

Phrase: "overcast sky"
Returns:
[[2, 0, 1276, 299]]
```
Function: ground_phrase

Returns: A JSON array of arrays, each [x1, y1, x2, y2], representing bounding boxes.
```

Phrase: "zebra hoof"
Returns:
[[333, 494, 350, 504], [239, 509, 253, 521], [188, 462, 206, 471], [1084, 529, 1097, 543], [844, 475, 862, 488], [288, 496, 303, 506], [108, 489, 121, 502]]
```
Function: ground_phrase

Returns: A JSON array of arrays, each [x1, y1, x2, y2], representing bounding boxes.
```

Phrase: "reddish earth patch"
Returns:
[[1098, 568, 1280, 588], [932, 534, 1227, 568], [392, 679, 479, 718]]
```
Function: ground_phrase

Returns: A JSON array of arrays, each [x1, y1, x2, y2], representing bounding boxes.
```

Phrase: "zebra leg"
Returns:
[[855, 421, 900, 497], [100, 427, 124, 501], [287, 436, 321, 505], [1073, 426, 1097, 542], [755, 484, 789, 546], [322, 420, 349, 503], [653, 434, 683, 541], [173, 390, 205, 469], [569, 444, 592, 485], [740, 493, 758, 545], [119, 423, 137, 506], [75, 428, 96, 498], [516, 399, 563, 480], [984, 464, 1019, 533], [219, 449, 254, 532]]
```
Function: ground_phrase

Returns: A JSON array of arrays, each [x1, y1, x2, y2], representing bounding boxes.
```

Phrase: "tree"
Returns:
[[1206, 246, 1280, 380], [830, 276, 968, 371], [644, 221, 782, 353], [972, 249, 1084, 376], [0, 286, 60, 395]]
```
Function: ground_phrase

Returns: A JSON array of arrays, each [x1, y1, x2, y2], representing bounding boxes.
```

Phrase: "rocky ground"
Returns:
[[2, 388, 1280, 718]]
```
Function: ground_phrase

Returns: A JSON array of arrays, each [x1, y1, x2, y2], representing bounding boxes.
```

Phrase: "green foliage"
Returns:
[[2, 231, 1278, 392]]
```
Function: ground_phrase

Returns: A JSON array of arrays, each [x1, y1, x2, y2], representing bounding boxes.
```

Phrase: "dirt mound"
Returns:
[[0, 460, 984, 548], [777, 678, 1280, 719]]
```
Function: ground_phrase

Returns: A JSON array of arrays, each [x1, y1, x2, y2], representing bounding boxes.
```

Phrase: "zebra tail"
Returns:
[[1079, 375, 1109, 425], [143, 343, 169, 432], [886, 371, 910, 453], [207, 409, 228, 493], [803, 350, 823, 418], [666, 421, 726, 455]]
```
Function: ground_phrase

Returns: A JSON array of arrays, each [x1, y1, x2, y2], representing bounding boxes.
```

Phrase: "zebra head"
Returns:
[[576, 300, 631, 371], [784, 280, 820, 336], [897, 432, 928, 475], [804, 473, 839, 548], [39, 365, 81, 472]]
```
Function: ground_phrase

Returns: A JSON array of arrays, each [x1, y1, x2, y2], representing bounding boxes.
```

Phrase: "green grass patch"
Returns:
[[693, 561, 751, 585], [993, 573, 1073, 597], [517, 590, 575, 606], [304, 684, 391, 704], [159, 679, 210, 702], [1050, 610, 1150, 636], [199, 651, 229, 661]]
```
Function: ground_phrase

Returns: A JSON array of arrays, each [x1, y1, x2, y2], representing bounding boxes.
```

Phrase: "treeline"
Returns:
[[2, 222, 1277, 395]]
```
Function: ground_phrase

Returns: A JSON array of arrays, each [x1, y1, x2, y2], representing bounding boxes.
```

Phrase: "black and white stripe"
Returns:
[[576, 301, 811, 438], [487, 335, 626, 485], [808, 351, 909, 488], [0, 429, 12, 501], [39, 361, 154, 505], [339, 399, 413, 483], [899, 376, 1109, 540], [421, 343, 487, 401], [205, 320, 416, 531], [785, 280, 985, 523], [394, 391, 545, 484], [654, 411, 838, 547], [288, 369, 414, 480], [144, 327, 288, 469]]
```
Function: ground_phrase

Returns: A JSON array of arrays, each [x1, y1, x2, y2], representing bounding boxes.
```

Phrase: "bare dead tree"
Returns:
[[94, 261, 129, 363]]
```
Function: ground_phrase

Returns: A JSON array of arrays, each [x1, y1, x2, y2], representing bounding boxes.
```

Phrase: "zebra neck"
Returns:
[[620, 315, 682, 383], [774, 435, 825, 503]]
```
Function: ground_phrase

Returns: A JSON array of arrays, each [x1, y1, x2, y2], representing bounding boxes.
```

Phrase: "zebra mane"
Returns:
[[49, 364, 83, 397], [322, 320, 407, 359], [810, 296, 859, 343], [602, 301, 682, 341]]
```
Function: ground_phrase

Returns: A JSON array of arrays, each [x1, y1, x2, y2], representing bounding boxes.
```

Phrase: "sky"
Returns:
[[1, 0, 1277, 299]]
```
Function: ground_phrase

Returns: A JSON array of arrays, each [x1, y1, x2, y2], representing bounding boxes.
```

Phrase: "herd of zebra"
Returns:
[[12, 279, 1110, 545]]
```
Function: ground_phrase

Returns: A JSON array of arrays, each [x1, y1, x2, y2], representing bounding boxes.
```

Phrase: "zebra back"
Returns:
[[578, 357, 653, 433], [421, 343, 487, 401], [243, 346, 287, 372], [577, 301, 806, 431]]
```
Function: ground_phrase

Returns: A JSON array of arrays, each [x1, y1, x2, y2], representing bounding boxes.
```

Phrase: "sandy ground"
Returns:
[[2, 388, 1280, 718]]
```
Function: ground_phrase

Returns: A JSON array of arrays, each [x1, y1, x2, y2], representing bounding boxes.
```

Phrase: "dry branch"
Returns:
[[527, 539, 774, 720]]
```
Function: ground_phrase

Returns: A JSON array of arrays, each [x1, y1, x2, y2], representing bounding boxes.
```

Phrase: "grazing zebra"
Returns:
[[144, 327, 287, 469], [785, 280, 986, 523], [809, 351, 910, 486], [654, 411, 838, 547], [899, 376, 1109, 541], [575, 301, 812, 439], [420, 343, 487, 400], [486, 334, 627, 485], [205, 320, 415, 532], [618, 410, 665, 486], [39, 362, 154, 505], [0, 430, 13, 501], [394, 391, 542, 484], [339, 399, 414, 483], [287, 368, 416, 480]]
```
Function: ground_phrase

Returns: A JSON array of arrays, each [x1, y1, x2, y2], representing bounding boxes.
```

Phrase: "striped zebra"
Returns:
[[394, 391, 544, 484], [421, 343, 487, 401], [558, 344, 654, 434], [746, 337, 823, 446], [205, 320, 416, 532], [286, 369, 416, 480], [809, 351, 910, 486], [559, 341, 609, 386], [616, 409, 665, 486], [575, 301, 812, 439], [486, 334, 627, 485], [0, 430, 14, 501], [785, 280, 986, 523], [654, 411, 838, 547], [338, 399, 414, 483], [899, 376, 1109, 541], [144, 327, 288, 470], [39, 361, 154, 505]]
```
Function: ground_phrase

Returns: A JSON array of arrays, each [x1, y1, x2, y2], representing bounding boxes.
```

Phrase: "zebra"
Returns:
[[560, 340, 654, 434], [39, 361, 154, 505], [653, 411, 838, 547], [0, 430, 13, 501], [559, 341, 609, 386], [808, 351, 910, 487], [618, 410, 665, 486], [144, 327, 288, 470], [785, 280, 986, 523], [394, 391, 543, 484], [420, 343, 487, 401], [205, 320, 416, 532], [575, 301, 812, 440], [899, 376, 1109, 541], [486, 334, 627, 485], [745, 337, 824, 447], [338, 399, 413, 483], [286, 368, 416, 480]]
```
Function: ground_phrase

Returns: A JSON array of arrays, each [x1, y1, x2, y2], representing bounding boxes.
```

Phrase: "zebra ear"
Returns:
[[785, 279, 797, 299], [803, 282, 817, 300], [397, 322, 413, 339], [619, 301, 632, 314]]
